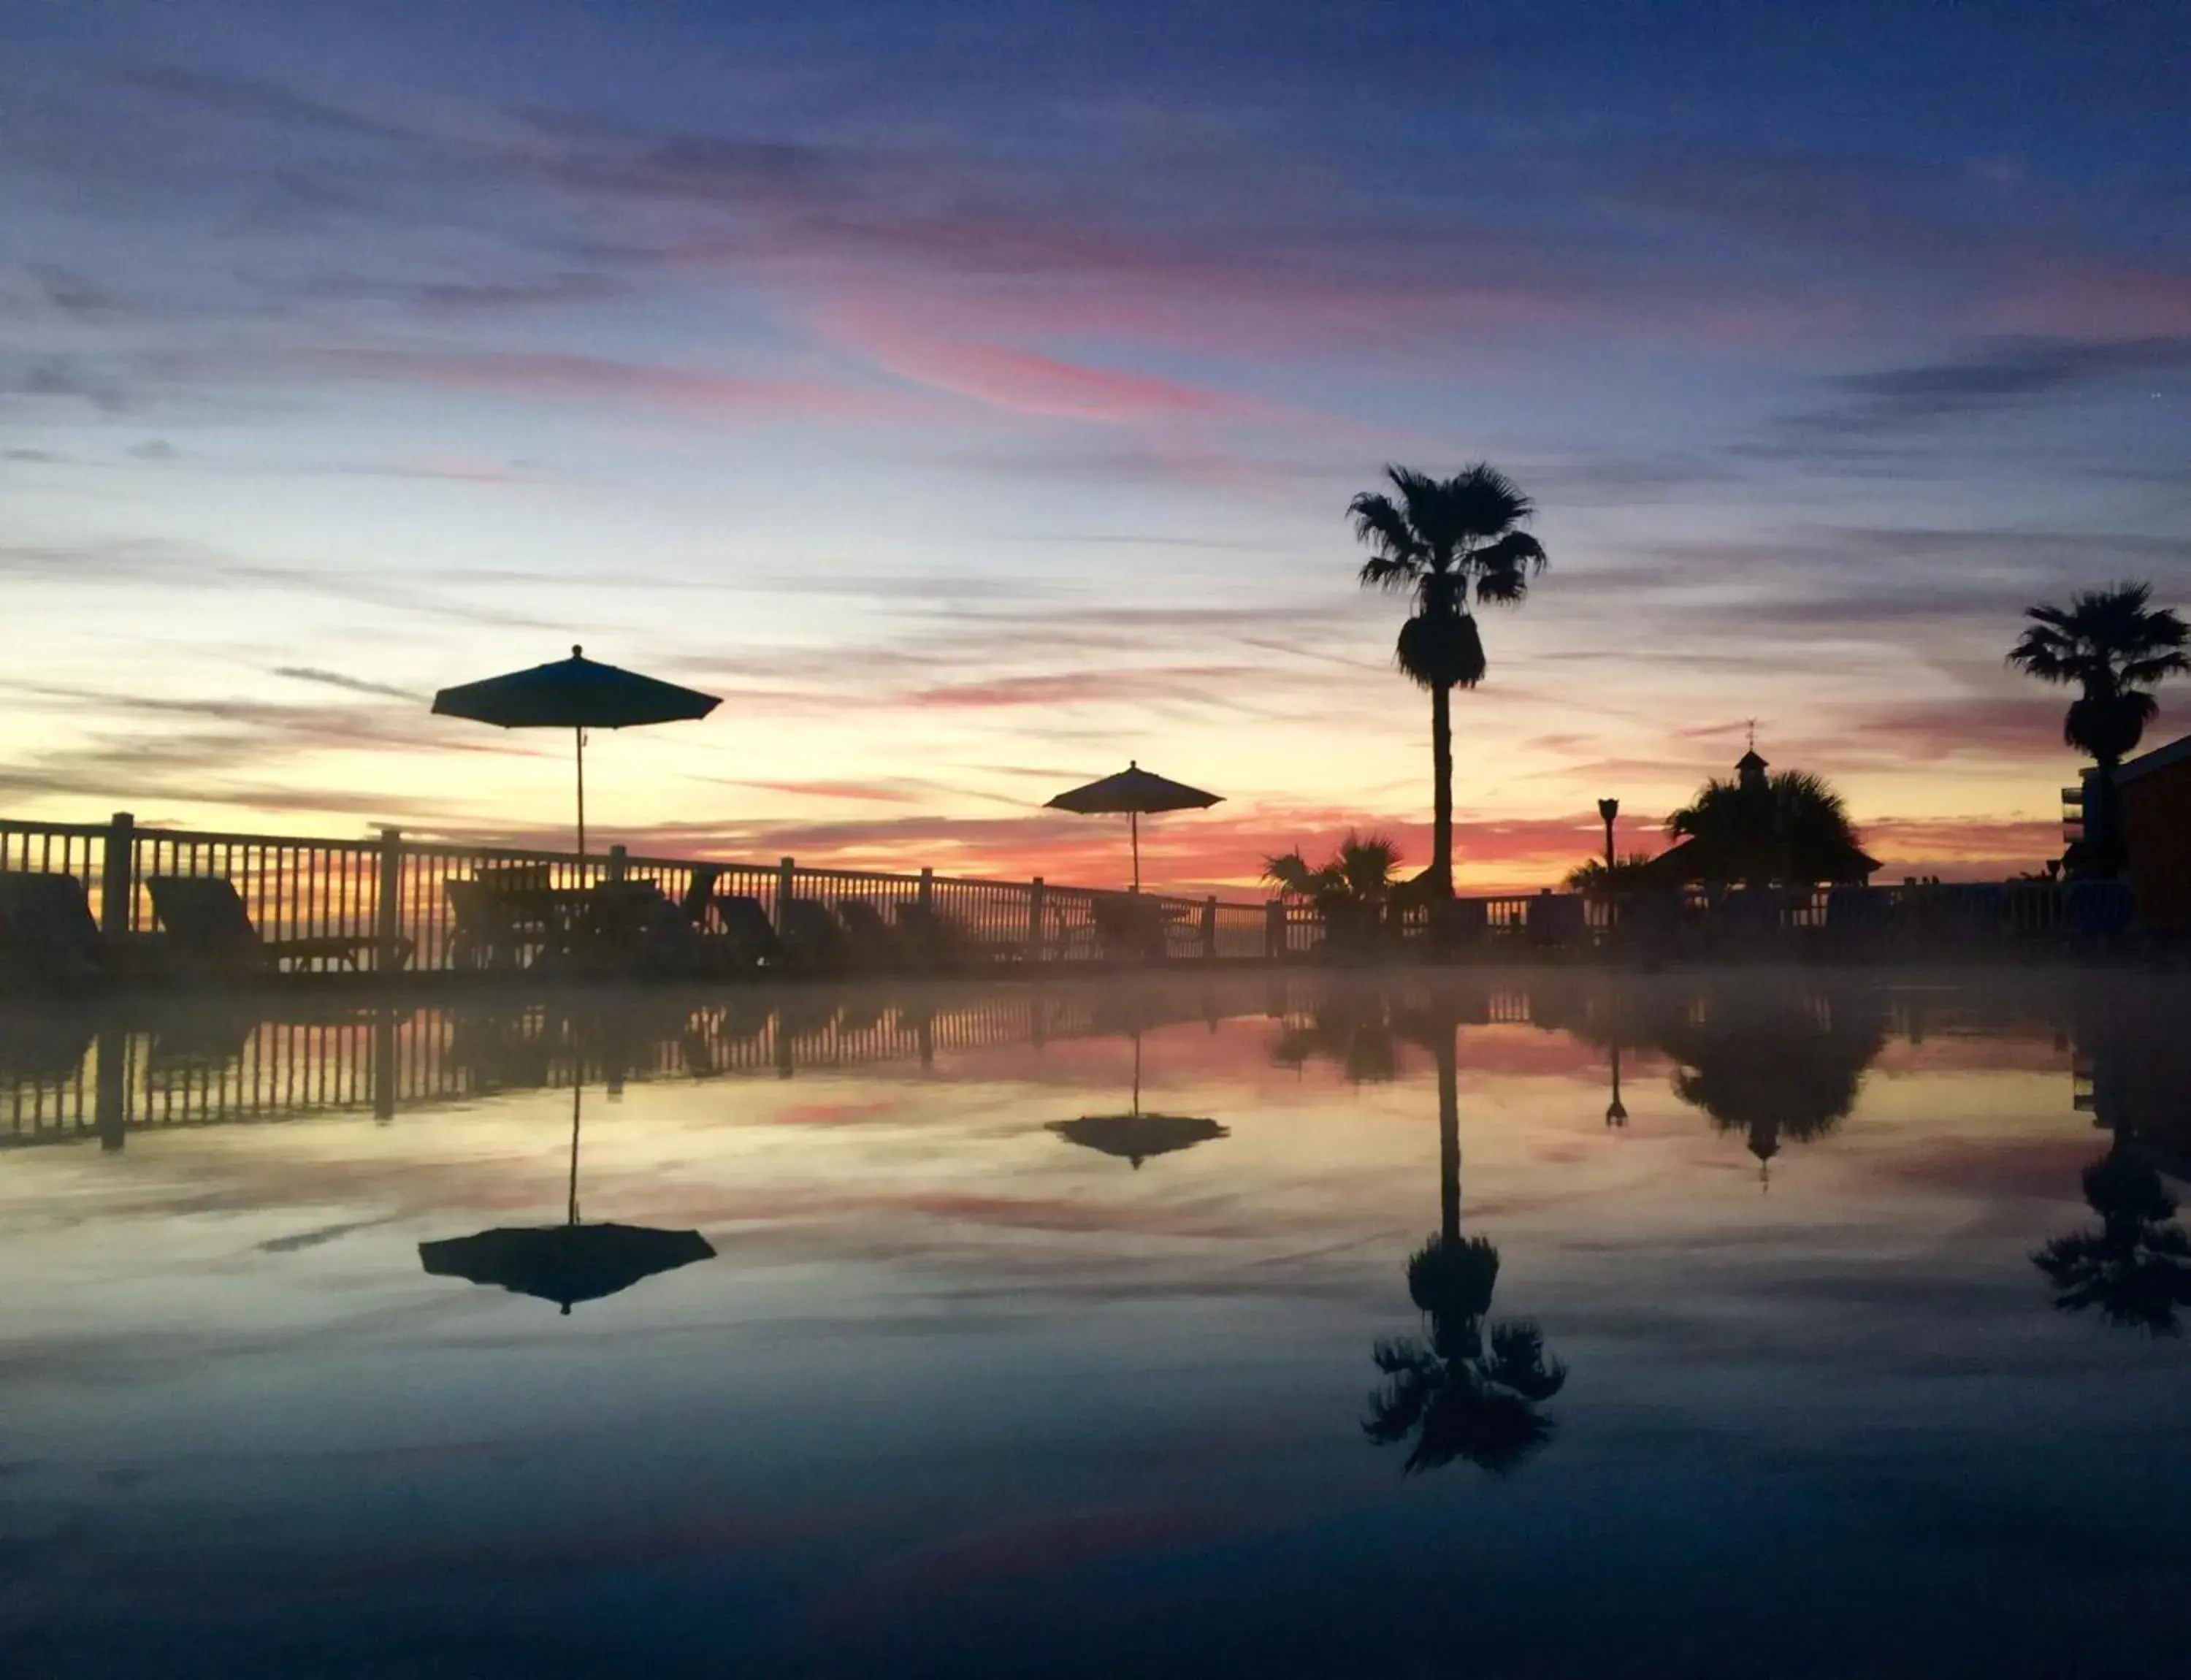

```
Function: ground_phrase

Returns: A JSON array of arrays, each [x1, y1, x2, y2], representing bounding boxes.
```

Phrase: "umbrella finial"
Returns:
[[572, 644, 584, 658]]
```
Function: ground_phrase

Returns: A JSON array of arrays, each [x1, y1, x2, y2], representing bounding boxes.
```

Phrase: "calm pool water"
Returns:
[[4, 971, 2190, 1678]]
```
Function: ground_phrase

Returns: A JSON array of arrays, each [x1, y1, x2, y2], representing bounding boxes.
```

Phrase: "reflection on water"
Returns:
[[5, 971, 2191, 1677]]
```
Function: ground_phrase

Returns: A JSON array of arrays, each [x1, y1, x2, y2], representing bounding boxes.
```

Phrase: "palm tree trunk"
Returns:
[[2095, 755, 2126, 877], [1436, 1025, 1460, 1243], [1429, 681, 1454, 896]]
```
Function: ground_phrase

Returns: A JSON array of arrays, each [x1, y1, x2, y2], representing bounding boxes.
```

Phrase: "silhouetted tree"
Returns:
[[1265, 832, 1404, 954], [1664, 768, 1869, 887], [1348, 465, 1548, 898], [2007, 582, 2188, 878], [1365, 1232, 1567, 1475], [1564, 852, 1661, 892], [1308, 993, 1569, 1474], [1655, 989, 1887, 1183], [2033, 1145, 2191, 1335]]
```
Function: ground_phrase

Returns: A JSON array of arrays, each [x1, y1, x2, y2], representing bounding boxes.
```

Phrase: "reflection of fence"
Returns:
[[0, 980, 1321, 1151], [1, 814, 1281, 977]]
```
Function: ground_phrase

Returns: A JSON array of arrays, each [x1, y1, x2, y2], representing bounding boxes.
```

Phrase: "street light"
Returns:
[[1597, 798, 1619, 873]]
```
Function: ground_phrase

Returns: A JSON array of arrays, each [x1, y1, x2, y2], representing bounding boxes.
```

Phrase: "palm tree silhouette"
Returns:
[[1347, 465, 1548, 898], [1358, 1001, 1567, 1473], [1664, 768, 1870, 887], [2033, 1145, 2191, 1335], [1264, 831, 1404, 955], [1655, 990, 1886, 1185], [2007, 581, 2188, 878]]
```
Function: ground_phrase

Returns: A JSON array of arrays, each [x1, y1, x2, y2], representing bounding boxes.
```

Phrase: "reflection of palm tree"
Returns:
[[1272, 990, 1402, 1085], [1364, 1231, 1568, 1475], [1326, 997, 1567, 1473], [2033, 1145, 2191, 1335], [1656, 991, 1886, 1185]]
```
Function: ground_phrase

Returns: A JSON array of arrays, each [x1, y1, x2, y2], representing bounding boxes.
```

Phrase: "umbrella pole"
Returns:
[[568, 1083, 583, 1226], [1131, 810, 1140, 893], [575, 728, 587, 858]]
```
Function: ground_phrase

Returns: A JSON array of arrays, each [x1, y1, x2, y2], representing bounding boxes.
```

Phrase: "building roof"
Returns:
[[2118, 730, 2191, 787]]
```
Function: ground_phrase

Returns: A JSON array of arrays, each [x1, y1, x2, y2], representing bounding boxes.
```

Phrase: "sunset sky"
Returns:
[[5, 0, 2188, 893]]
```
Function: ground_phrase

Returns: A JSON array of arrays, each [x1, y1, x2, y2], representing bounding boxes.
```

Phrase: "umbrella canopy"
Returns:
[[1049, 1112, 1228, 1169], [1045, 1028, 1228, 1169], [431, 646, 719, 855], [1045, 761, 1222, 893], [420, 1223, 716, 1313], [417, 1083, 716, 1313]]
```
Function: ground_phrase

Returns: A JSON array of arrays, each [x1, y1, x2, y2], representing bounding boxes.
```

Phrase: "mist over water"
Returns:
[[4, 970, 2190, 1677]]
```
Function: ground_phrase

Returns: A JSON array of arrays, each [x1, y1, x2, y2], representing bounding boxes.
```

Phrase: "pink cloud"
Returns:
[[817, 302, 1253, 423]]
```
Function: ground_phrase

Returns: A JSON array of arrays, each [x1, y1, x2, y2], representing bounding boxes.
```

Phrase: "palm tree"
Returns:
[[1264, 831, 1404, 954], [2033, 1145, 2191, 1336], [1364, 1234, 1568, 1475], [1349, 465, 1548, 898], [1349, 994, 1567, 1473], [1664, 768, 1870, 886], [1655, 986, 1888, 1184], [1564, 852, 1661, 892], [2007, 582, 2189, 878]]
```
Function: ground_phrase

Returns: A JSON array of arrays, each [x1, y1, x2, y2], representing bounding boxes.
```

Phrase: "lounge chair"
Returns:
[[708, 895, 784, 970], [679, 865, 724, 927], [0, 872, 107, 986], [894, 901, 968, 969], [778, 898, 852, 971], [836, 899, 902, 969], [148, 876, 408, 974]]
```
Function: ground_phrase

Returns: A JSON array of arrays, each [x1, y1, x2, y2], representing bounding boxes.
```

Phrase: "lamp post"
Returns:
[[1597, 798, 1619, 874]]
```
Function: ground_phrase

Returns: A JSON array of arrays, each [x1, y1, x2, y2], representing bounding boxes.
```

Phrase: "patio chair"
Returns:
[[1091, 893, 1166, 962], [446, 878, 532, 971], [1526, 891, 1587, 950], [148, 876, 408, 974]]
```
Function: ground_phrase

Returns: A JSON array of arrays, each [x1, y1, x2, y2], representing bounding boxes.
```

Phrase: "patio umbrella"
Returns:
[[418, 1084, 716, 1314], [431, 645, 719, 855], [1045, 761, 1221, 893], [1047, 1029, 1228, 1169]]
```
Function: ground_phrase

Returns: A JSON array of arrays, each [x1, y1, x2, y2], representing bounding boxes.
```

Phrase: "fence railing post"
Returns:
[[1027, 877, 1046, 963], [375, 826, 405, 974], [1264, 899, 1286, 961], [776, 856, 797, 933], [94, 1022, 128, 1152], [100, 810, 136, 939], [1202, 896, 1218, 961], [918, 866, 934, 916], [607, 844, 627, 884]]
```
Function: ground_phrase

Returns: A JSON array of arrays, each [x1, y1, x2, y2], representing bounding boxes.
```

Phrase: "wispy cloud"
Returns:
[[273, 666, 429, 702]]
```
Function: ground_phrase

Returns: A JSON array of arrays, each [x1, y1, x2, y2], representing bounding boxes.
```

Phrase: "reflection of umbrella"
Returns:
[[432, 645, 719, 855], [418, 1085, 714, 1314], [1045, 761, 1221, 893], [1047, 1030, 1228, 1168]]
